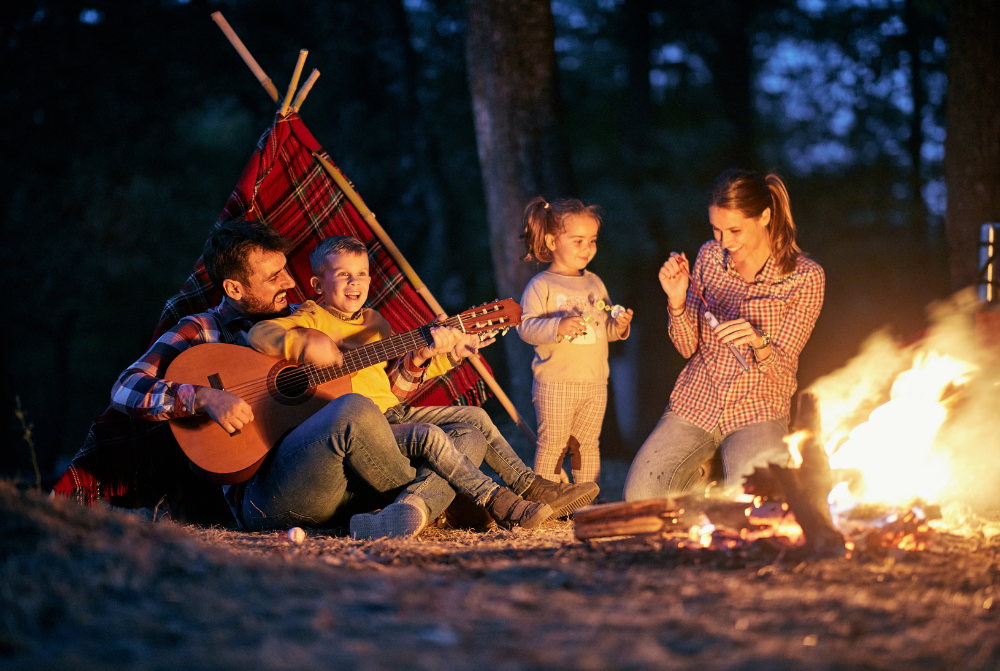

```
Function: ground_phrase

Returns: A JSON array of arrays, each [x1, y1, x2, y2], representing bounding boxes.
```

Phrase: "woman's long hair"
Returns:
[[709, 169, 801, 274]]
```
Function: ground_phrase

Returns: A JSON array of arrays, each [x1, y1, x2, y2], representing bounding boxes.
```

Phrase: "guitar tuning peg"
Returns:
[[501, 327, 509, 336]]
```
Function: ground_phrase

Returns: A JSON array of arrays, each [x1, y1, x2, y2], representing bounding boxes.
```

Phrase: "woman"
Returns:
[[623, 169, 824, 500]]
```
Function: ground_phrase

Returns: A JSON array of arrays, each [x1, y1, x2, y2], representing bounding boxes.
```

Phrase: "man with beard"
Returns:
[[110, 218, 500, 532]]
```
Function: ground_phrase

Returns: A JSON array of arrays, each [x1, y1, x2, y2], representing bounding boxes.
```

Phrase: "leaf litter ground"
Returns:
[[3, 471, 1000, 670]]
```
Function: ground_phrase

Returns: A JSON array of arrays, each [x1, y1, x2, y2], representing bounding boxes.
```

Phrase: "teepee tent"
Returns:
[[52, 14, 531, 515]]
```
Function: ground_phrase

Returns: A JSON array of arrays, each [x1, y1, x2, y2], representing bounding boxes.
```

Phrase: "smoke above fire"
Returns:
[[805, 289, 1000, 510]]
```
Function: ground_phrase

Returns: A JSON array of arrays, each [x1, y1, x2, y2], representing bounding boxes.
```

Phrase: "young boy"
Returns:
[[247, 236, 598, 538]]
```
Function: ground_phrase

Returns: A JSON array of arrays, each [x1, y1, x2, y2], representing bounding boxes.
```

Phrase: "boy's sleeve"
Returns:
[[247, 301, 324, 361], [516, 279, 561, 345], [386, 343, 453, 402]]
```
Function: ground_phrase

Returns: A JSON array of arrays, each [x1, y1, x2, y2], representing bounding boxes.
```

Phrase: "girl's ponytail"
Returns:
[[522, 197, 556, 263]]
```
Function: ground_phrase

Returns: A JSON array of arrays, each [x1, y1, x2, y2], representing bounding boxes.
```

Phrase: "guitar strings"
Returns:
[[205, 310, 510, 404], [222, 328, 436, 404]]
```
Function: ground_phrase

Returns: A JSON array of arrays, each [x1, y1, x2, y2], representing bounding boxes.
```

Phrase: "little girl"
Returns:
[[516, 197, 633, 484]]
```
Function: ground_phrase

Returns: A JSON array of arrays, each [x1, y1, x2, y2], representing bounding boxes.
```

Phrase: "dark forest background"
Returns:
[[3, 0, 995, 486]]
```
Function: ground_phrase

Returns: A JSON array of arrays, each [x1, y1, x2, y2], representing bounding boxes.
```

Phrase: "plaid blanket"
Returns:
[[53, 114, 490, 515]]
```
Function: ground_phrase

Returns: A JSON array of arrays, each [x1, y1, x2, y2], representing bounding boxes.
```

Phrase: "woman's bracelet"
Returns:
[[667, 302, 686, 316]]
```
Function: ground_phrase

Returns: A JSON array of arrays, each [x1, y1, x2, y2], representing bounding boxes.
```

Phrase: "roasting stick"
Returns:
[[211, 12, 279, 103], [676, 263, 750, 372]]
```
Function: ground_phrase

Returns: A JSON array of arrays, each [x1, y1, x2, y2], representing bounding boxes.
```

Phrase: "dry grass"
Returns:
[[3, 479, 1000, 670]]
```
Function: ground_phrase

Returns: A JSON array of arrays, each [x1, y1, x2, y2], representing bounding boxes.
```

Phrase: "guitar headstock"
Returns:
[[455, 299, 523, 338]]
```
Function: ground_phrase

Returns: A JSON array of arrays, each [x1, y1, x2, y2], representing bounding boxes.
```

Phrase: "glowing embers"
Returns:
[[828, 495, 941, 556], [825, 352, 976, 506]]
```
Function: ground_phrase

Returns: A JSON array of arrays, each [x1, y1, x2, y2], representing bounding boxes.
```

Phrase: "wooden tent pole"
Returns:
[[291, 69, 321, 114], [312, 152, 537, 442], [279, 50, 308, 117], [211, 12, 280, 103]]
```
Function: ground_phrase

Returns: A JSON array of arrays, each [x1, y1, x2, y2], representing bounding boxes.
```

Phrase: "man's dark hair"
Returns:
[[202, 219, 292, 287]]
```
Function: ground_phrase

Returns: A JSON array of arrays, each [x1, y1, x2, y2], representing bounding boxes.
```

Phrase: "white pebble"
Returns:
[[288, 526, 306, 544]]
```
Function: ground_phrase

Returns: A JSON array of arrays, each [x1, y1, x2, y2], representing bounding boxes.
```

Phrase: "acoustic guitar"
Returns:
[[166, 299, 522, 484]]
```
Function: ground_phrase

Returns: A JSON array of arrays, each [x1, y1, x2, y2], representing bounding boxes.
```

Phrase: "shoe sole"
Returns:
[[517, 503, 554, 530], [551, 483, 600, 518], [350, 503, 427, 540]]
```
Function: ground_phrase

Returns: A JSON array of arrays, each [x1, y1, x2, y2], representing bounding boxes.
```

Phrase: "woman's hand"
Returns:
[[713, 318, 765, 349], [557, 315, 587, 341], [658, 252, 690, 309]]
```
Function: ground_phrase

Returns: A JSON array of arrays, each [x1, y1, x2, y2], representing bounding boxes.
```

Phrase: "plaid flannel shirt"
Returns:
[[111, 299, 426, 421], [668, 240, 824, 434]]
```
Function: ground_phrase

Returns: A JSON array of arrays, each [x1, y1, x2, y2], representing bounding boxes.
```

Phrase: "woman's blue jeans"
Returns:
[[623, 410, 789, 501]]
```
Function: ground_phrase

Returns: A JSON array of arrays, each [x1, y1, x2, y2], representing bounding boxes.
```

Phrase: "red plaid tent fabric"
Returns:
[[52, 115, 490, 514]]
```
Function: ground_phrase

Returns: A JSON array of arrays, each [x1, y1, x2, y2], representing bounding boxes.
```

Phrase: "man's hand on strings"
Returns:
[[195, 387, 254, 435], [300, 329, 344, 367]]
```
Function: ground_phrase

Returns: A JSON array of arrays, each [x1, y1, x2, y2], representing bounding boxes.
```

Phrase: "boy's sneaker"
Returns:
[[485, 488, 552, 530], [521, 477, 600, 518], [350, 501, 428, 540]]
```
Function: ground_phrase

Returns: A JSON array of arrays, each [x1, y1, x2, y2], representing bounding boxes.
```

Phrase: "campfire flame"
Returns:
[[824, 352, 975, 505]]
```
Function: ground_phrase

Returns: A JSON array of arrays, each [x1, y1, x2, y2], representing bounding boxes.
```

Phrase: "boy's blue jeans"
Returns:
[[386, 404, 537, 519], [623, 411, 789, 501], [239, 395, 533, 530]]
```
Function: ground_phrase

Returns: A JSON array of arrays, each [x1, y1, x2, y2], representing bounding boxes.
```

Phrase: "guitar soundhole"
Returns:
[[268, 361, 315, 406]]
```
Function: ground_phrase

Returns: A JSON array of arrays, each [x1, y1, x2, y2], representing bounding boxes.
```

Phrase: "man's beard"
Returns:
[[242, 291, 291, 319]]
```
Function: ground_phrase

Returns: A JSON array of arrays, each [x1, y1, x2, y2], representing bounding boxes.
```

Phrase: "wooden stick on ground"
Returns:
[[312, 151, 538, 442], [279, 50, 308, 117], [573, 498, 680, 540], [211, 12, 279, 103], [291, 69, 321, 114]]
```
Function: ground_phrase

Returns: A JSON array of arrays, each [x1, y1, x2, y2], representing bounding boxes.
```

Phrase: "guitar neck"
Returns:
[[306, 315, 462, 386]]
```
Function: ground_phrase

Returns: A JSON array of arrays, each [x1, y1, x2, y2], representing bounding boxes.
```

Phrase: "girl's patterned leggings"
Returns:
[[532, 380, 607, 484]]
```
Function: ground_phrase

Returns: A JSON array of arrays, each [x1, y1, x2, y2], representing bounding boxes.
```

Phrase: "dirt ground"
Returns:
[[3, 475, 1000, 671]]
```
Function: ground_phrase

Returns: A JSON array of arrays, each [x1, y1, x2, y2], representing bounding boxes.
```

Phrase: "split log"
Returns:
[[574, 498, 680, 540]]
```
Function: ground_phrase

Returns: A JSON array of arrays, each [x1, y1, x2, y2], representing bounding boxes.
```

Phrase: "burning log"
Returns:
[[744, 392, 846, 557]]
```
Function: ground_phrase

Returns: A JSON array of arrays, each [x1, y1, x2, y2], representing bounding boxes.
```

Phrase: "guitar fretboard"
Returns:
[[304, 315, 463, 386]]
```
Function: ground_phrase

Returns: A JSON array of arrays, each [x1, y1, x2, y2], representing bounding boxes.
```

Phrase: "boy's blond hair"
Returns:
[[309, 236, 369, 275]]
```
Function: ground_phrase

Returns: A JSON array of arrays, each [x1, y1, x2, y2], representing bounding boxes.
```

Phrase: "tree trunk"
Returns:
[[945, 0, 1000, 290], [464, 0, 574, 419]]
